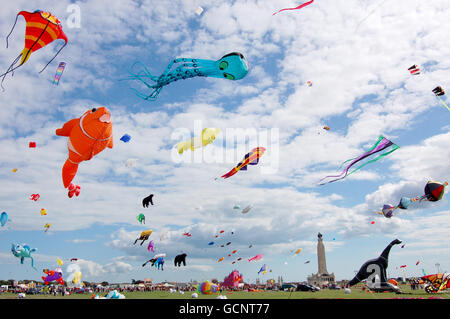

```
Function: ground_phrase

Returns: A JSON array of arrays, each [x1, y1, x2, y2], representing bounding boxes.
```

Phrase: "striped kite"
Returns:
[[432, 86, 449, 111], [53, 62, 66, 85], [1, 10, 68, 89], [221, 147, 266, 179]]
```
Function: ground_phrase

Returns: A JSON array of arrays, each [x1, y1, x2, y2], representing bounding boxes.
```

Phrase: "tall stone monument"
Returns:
[[307, 233, 336, 287]]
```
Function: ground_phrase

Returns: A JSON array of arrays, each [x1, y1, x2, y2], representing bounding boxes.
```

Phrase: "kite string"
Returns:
[[355, 0, 388, 32], [38, 42, 67, 74]]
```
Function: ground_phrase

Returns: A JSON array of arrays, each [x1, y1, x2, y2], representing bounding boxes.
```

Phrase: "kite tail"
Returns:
[[345, 144, 399, 178], [30, 256, 37, 270], [273, 0, 314, 16], [0, 53, 22, 91], [38, 42, 67, 74], [437, 96, 450, 111], [5, 13, 20, 49]]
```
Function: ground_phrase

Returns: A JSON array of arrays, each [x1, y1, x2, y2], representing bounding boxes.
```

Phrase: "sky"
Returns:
[[0, 0, 449, 285]]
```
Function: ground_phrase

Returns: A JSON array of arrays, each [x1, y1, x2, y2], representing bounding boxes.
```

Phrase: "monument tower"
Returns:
[[317, 232, 329, 274], [307, 233, 336, 287]]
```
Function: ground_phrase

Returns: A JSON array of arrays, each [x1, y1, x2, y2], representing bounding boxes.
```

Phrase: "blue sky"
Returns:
[[0, 0, 449, 285]]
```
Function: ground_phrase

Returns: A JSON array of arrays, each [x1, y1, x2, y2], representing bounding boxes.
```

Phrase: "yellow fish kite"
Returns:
[[177, 128, 220, 154]]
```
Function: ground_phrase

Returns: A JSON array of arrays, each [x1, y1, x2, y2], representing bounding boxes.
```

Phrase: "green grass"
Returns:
[[1, 285, 448, 299]]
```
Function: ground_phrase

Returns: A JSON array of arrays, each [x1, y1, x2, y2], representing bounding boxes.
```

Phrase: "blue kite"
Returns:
[[124, 52, 249, 100], [11, 243, 37, 270]]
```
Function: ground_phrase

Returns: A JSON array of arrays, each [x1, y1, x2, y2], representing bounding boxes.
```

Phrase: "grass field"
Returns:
[[1, 285, 448, 299]]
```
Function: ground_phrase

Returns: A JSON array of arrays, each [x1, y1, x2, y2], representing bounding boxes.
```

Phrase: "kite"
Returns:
[[125, 52, 249, 100], [0, 212, 8, 227], [258, 264, 268, 275], [57, 258, 63, 266], [408, 64, 420, 75], [55, 107, 113, 197], [53, 62, 66, 85], [66, 264, 83, 288], [376, 181, 448, 218], [401, 244, 405, 248], [137, 213, 145, 224], [147, 240, 154, 253], [305, 260, 310, 264], [226, 242, 231, 246], [70, 258, 78, 262], [241, 205, 253, 214], [42, 268, 64, 285], [208, 242, 215, 246], [195, 6, 204, 15], [220, 230, 225, 234], [177, 128, 221, 154], [249, 245, 253, 248], [421, 273, 450, 294], [198, 281, 219, 295], [44, 223, 51, 232], [400, 265, 407, 268], [154, 257, 164, 270], [218, 257, 224, 262], [307, 81, 312, 87], [432, 86, 449, 111], [348, 239, 402, 292], [134, 230, 153, 245], [319, 135, 399, 185], [142, 194, 154, 207], [183, 232, 192, 237], [120, 134, 131, 143], [273, 0, 314, 16], [1, 10, 68, 89], [233, 205, 240, 210], [142, 256, 164, 270], [125, 158, 139, 168], [221, 147, 266, 179], [416, 260, 420, 266], [29, 194, 40, 201], [294, 249, 302, 255], [371, 221, 375, 225], [248, 254, 262, 262], [174, 253, 187, 267], [11, 243, 37, 270], [323, 126, 330, 131], [29, 142, 36, 148], [12, 168, 18, 173], [232, 250, 237, 254], [40, 208, 47, 216], [432, 86, 445, 96]]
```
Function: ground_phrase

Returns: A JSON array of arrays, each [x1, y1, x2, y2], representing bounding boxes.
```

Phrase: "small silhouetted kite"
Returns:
[[142, 194, 154, 208]]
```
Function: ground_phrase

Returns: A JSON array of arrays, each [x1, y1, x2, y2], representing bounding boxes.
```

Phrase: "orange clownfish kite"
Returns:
[[56, 107, 113, 198]]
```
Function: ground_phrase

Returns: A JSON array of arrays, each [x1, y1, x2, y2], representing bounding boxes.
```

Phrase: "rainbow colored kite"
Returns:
[[53, 62, 66, 85], [319, 135, 399, 185]]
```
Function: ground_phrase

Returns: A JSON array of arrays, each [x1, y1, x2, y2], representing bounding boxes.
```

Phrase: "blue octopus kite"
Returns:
[[125, 52, 249, 100]]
